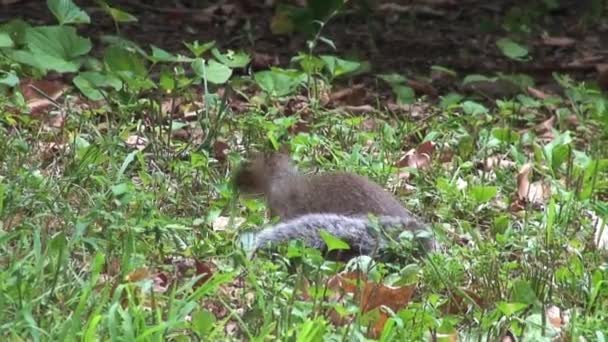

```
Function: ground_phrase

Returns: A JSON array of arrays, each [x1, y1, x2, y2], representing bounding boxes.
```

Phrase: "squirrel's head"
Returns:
[[233, 147, 297, 195]]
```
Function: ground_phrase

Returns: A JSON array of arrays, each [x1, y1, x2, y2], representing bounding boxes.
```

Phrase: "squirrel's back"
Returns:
[[235, 151, 413, 220]]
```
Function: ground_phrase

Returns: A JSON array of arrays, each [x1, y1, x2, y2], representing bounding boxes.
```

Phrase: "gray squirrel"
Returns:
[[251, 213, 435, 259], [234, 150, 436, 259]]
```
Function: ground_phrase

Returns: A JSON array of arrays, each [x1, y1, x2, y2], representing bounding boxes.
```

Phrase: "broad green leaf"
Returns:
[[47, 0, 91, 25], [192, 58, 232, 84], [104, 45, 147, 76], [469, 186, 497, 203], [211, 48, 250, 68], [378, 73, 407, 85], [392, 84, 415, 104], [73, 71, 122, 100], [496, 38, 529, 60], [26, 26, 91, 60], [512, 279, 539, 305], [111, 183, 130, 197], [0, 71, 19, 87], [149, 45, 192, 63], [0, 19, 30, 46], [462, 74, 495, 85], [97, 1, 137, 23], [320, 55, 360, 77], [296, 318, 327, 342], [462, 101, 488, 115], [191, 310, 216, 336], [184, 40, 215, 57], [497, 301, 528, 316], [254, 69, 306, 97], [293, 53, 325, 74], [319, 230, 350, 252], [492, 127, 520, 143], [205, 60, 232, 84], [9, 49, 79, 72], [0, 32, 13, 47], [431, 65, 457, 77], [543, 132, 572, 172], [150, 45, 178, 62], [440, 92, 463, 108]]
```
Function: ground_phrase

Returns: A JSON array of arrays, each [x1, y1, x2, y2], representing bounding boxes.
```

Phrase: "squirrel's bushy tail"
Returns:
[[254, 214, 436, 257]]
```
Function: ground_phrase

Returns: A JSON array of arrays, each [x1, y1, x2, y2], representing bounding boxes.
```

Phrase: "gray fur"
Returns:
[[254, 214, 436, 256]]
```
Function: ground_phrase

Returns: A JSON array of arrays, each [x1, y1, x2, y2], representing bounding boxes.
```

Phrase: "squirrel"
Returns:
[[252, 213, 435, 260], [234, 149, 436, 259]]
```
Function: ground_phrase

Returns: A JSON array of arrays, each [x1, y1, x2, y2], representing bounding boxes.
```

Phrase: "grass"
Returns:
[[1, 79, 607, 340], [1, 2, 607, 339]]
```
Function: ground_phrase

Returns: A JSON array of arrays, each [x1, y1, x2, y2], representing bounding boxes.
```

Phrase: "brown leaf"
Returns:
[[213, 140, 230, 162], [125, 268, 151, 282], [251, 52, 280, 70], [288, 120, 311, 135], [125, 135, 148, 150], [527, 86, 551, 100], [194, 260, 214, 288], [483, 156, 516, 171], [516, 163, 550, 207], [397, 141, 435, 169], [339, 105, 376, 114], [546, 305, 562, 329], [406, 79, 438, 98], [541, 36, 576, 47], [440, 287, 485, 315], [517, 163, 533, 201], [329, 85, 367, 106], [326, 271, 415, 337], [20, 78, 68, 116], [535, 116, 556, 142]]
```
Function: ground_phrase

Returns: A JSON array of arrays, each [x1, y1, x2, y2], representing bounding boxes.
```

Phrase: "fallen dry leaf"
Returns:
[[125, 135, 148, 150], [541, 36, 576, 48], [125, 267, 151, 282], [527, 86, 551, 100], [212, 216, 245, 231], [397, 141, 435, 170], [535, 116, 556, 142], [515, 163, 550, 208], [20, 78, 68, 116], [546, 305, 562, 330], [483, 155, 516, 171], [213, 140, 230, 162], [251, 51, 280, 70], [326, 271, 415, 338], [406, 79, 438, 98], [329, 84, 367, 106], [287, 120, 311, 135], [339, 105, 376, 114]]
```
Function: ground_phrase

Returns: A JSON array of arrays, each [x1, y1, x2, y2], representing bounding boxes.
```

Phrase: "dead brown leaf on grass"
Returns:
[[329, 84, 367, 106], [251, 51, 280, 70], [406, 79, 438, 98], [397, 141, 435, 170], [482, 155, 516, 171], [527, 86, 552, 100], [326, 271, 415, 338], [20, 78, 68, 116], [541, 36, 576, 48], [125, 135, 148, 150], [512, 163, 551, 211], [535, 115, 556, 142]]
